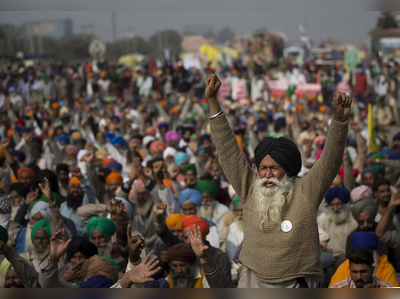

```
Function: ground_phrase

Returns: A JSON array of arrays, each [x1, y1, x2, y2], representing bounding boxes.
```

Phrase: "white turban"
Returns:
[[77, 149, 88, 162], [163, 147, 178, 161], [143, 136, 156, 148], [29, 201, 51, 220]]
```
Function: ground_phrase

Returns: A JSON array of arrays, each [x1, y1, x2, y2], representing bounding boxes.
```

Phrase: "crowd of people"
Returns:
[[0, 52, 399, 288]]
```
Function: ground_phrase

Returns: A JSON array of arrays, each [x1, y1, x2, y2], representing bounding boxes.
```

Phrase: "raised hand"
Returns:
[[333, 91, 353, 122], [205, 74, 221, 100], [49, 229, 71, 262], [127, 224, 145, 263], [143, 167, 154, 180], [109, 198, 128, 221], [25, 189, 39, 205], [169, 166, 180, 181], [39, 177, 53, 207], [187, 224, 209, 258], [82, 151, 94, 165], [389, 192, 400, 208], [120, 255, 161, 287], [189, 141, 199, 157], [153, 203, 167, 217], [68, 166, 83, 179], [61, 261, 83, 282]]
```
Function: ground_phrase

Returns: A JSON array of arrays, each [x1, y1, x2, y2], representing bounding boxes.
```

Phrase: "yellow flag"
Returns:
[[368, 103, 377, 152]]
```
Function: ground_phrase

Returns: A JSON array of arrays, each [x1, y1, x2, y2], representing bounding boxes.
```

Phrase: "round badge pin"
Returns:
[[281, 220, 292, 233]]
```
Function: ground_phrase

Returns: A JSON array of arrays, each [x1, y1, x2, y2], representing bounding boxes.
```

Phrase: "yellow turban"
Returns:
[[166, 214, 185, 230]]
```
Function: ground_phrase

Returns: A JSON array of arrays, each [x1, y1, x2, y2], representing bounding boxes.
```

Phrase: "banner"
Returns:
[[267, 81, 321, 98], [218, 78, 230, 103], [336, 82, 351, 95], [232, 78, 247, 100]]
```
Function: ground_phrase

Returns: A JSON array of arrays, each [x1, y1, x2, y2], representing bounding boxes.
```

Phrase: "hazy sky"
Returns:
[[0, 11, 380, 44]]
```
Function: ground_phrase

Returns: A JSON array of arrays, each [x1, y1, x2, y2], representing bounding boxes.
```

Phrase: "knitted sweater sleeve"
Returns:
[[210, 113, 257, 204], [300, 118, 349, 207]]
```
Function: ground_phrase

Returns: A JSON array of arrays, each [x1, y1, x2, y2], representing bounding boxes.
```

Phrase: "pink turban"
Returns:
[[149, 141, 166, 155], [164, 131, 180, 143], [130, 179, 147, 202], [146, 127, 156, 136], [351, 185, 374, 203], [313, 136, 326, 148]]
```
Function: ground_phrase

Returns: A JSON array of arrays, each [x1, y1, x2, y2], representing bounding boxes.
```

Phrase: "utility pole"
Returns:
[[112, 11, 117, 42]]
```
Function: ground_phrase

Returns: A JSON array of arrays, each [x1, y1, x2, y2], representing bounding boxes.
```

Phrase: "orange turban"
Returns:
[[163, 179, 174, 194], [6, 129, 13, 137], [70, 131, 83, 141], [149, 141, 166, 155], [103, 158, 115, 168], [69, 177, 80, 187], [51, 103, 59, 109], [182, 215, 210, 237], [106, 172, 123, 186], [0, 146, 4, 159], [17, 167, 35, 181], [166, 214, 185, 230]]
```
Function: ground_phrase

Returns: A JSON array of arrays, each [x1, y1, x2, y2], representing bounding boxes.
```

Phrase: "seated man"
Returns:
[[166, 243, 209, 288], [321, 187, 357, 262], [329, 232, 398, 287], [153, 203, 232, 284], [196, 180, 229, 239], [330, 247, 393, 288]]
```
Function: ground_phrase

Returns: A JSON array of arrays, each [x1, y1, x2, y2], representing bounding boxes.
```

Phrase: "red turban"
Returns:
[[149, 141, 166, 155], [17, 167, 35, 181], [182, 215, 210, 237], [106, 172, 123, 186]]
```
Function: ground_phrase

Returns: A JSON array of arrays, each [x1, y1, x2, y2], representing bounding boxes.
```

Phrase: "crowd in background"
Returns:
[[0, 51, 399, 288]]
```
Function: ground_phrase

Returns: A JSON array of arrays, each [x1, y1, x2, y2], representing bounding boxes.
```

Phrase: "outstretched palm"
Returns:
[[124, 255, 161, 286], [187, 224, 209, 258], [50, 229, 71, 262]]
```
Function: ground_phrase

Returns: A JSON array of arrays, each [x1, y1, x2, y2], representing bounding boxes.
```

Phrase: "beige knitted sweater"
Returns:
[[210, 113, 348, 284]]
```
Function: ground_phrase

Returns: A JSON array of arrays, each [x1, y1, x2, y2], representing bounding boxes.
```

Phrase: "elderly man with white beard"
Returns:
[[205, 74, 352, 288], [321, 187, 358, 265]]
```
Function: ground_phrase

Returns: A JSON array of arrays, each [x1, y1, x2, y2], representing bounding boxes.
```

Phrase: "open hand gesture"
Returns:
[[25, 189, 39, 205], [187, 224, 209, 258], [333, 91, 352, 122], [120, 255, 161, 287], [205, 74, 221, 100], [49, 229, 71, 262], [39, 177, 53, 207], [62, 261, 83, 282], [389, 192, 400, 209]]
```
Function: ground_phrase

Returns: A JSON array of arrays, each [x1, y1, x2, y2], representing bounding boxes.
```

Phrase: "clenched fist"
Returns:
[[205, 74, 221, 100], [153, 203, 167, 217], [333, 92, 353, 122]]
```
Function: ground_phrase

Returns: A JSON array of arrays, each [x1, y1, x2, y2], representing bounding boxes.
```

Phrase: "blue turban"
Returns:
[[325, 187, 350, 205], [361, 167, 380, 180], [158, 123, 169, 130], [144, 278, 170, 288], [381, 148, 395, 158], [79, 275, 114, 288], [179, 189, 202, 208], [58, 134, 70, 144], [18, 127, 30, 134], [106, 160, 122, 172], [346, 136, 357, 149], [11, 150, 26, 162], [393, 132, 400, 142], [110, 136, 125, 147], [351, 232, 379, 251], [174, 152, 189, 167], [104, 132, 114, 140]]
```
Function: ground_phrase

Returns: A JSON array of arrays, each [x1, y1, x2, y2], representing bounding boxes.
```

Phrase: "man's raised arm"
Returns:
[[300, 92, 351, 207], [206, 74, 256, 204]]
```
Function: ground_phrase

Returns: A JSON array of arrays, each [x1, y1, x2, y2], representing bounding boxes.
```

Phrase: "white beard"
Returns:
[[32, 245, 50, 263], [166, 162, 176, 173], [136, 198, 154, 218], [234, 215, 244, 232], [200, 202, 214, 220], [254, 175, 294, 228], [329, 206, 350, 225], [24, 224, 35, 253], [96, 240, 114, 257]]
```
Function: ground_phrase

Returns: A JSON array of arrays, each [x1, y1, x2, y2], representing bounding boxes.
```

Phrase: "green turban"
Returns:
[[0, 226, 8, 244], [232, 195, 241, 211], [370, 154, 386, 176], [351, 199, 378, 221], [31, 219, 52, 242], [196, 180, 218, 199], [183, 164, 197, 176], [1, 258, 33, 279], [28, 192, 61, 214], [72, 137, 86, 146], [100, 256, 120, 272], [87, 217, 116, 238]]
